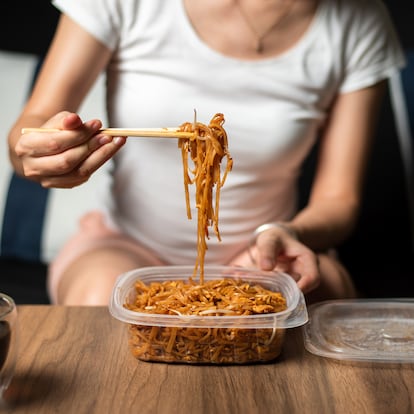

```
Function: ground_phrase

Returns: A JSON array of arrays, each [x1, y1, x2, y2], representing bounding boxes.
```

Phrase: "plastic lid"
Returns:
[[302, 299, 414, 363]]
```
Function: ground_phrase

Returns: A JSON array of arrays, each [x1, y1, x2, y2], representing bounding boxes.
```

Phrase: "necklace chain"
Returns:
[[236, 0, 295, 53]]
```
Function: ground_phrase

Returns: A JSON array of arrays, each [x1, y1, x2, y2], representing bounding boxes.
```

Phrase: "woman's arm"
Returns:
[[246, 80, 387, 294], [289, 81, 387, 250], [8, 14, 125, 188]]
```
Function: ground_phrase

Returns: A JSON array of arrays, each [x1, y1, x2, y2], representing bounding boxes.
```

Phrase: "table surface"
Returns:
[[2, 305, 413, 414]]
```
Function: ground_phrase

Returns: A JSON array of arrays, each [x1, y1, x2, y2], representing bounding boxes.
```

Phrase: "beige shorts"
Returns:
[[47, 211, 164, 303]]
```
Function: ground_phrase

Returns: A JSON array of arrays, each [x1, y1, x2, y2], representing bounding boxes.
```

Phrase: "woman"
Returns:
[[8, 0, 405, 304]]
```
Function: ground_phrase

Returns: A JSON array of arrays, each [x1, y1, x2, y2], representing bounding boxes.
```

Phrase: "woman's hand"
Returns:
[[14, 111, 126, 188], [230, 225, 321, 294]]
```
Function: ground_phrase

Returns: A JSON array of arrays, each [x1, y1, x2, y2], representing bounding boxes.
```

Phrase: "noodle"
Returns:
[[178, 113, 233, 283]]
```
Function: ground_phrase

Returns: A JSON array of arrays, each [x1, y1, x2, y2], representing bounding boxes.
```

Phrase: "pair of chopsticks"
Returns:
[[21, 127, 195, 139]]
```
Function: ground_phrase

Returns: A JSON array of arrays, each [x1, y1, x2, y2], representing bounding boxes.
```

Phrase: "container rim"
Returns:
[[109, 265, 308, 329]]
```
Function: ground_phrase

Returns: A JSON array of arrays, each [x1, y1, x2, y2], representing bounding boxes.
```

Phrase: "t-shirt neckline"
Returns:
[[177, 0, 326, 65]]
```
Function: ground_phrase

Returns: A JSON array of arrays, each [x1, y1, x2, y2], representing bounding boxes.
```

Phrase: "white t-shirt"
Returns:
[[53, 0, 405, 264]]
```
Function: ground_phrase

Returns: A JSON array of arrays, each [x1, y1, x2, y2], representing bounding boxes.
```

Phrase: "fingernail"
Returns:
[[98, 135, 111, 145], [113, 137, 126, 145], [90, 120, 101, 130]]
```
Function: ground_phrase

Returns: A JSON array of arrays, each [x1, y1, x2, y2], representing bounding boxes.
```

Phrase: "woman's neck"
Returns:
[[183, 0, 319, 60]]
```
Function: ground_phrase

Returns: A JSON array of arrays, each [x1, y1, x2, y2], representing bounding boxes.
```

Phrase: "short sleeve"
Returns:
[[52, 0, 122, 50], [339, 0, 406, 93]]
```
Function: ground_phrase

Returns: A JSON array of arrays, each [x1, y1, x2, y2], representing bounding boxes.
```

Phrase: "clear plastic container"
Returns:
[[303, 299, 414, 363], [110, 265, 308, 364]]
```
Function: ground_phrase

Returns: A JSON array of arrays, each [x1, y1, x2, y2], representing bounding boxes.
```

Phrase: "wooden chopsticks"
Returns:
[[21, 127, 195, 139]]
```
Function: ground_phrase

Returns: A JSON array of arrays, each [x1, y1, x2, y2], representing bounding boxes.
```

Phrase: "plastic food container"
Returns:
[[303, 299, 414, 364], [109, 265, 308, 364]]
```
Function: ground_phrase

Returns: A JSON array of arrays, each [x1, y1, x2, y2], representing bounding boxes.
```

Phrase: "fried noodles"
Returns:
[[178, 113, 233, 283], [127, 324, 286, 363], [126, 278, 288, 363], [126, 278, 287, 316]]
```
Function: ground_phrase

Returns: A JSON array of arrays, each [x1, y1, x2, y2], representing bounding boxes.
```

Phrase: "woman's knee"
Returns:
[[51, 246, 164, 305], [305, 252, 357, 304]]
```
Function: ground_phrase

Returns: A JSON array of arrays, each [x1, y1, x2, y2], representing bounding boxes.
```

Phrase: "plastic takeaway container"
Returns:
[[109, 265, 308, 364]]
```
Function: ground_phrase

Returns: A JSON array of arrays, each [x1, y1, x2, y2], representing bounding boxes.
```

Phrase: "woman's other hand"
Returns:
[[230, 225, 320, 295]]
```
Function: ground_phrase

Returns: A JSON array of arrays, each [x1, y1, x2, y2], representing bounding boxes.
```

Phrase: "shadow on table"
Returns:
[[1, 370, 66, 411]]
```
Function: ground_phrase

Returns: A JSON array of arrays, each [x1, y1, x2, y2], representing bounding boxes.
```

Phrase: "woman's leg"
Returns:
[[48, 211, 165, 305], [305, 251, 357, 304]]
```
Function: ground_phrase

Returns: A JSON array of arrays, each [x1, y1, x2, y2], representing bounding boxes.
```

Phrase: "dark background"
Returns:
[[0, 2, 60, 55], [0, 1, 411, 53]]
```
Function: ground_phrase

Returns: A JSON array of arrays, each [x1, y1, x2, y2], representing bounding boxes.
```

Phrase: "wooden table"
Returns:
[[2, 305, 413, 414]]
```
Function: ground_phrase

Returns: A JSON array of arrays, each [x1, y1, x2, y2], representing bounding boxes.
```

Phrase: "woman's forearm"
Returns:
[[289, 197, 360, 251]]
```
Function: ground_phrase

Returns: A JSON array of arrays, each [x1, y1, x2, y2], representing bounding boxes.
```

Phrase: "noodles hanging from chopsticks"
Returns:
[[178, 113, 233, 283]]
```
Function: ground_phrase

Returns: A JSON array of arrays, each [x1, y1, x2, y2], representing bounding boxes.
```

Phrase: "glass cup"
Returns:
[[0, 293, 17, 398]]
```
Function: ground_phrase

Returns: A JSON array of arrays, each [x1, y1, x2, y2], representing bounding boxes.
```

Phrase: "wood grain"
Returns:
[[1, 306, 413, 414]]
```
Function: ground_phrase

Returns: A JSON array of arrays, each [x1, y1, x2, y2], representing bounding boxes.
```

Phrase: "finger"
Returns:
[[39, 137, 126, 188], [61, 112, 84, 130], [77, 136, 126, 177], [21, 131, 116, 178], [43, 111, 83, 130], [256, 229, 321, 293], [256, 232, 284, 270], [18, 118, 102, 158], [289, 253, 320, 294]]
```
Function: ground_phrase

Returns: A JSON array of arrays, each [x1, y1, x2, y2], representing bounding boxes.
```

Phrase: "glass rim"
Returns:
[[0, 293, 16, 319]]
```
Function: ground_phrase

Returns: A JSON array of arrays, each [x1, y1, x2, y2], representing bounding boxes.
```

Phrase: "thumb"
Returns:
[[43, 111, 83, 130], [256, 233, 283, 270], [61, 112, 84, 130]]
